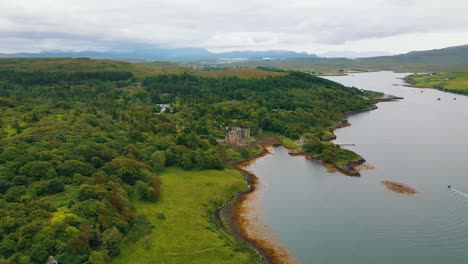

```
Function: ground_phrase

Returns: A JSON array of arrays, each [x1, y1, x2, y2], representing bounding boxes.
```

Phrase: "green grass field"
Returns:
[[406, 70, 468, 94], [111, 167, 261, 264]]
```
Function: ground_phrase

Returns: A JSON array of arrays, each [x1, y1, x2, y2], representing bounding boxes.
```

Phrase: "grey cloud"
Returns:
[[0, 0, 467, 53]]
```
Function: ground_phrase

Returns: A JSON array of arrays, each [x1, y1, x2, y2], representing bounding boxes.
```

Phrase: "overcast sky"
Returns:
[[1, 0, 467, 54]]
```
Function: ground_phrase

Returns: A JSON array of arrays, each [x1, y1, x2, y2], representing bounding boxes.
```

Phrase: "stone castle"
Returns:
[[224, 127, 251, 146]]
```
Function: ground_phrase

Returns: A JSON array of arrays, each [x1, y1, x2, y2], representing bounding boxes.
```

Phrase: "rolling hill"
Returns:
[[1, 44, 467, 74], [215, 44, 468, 74]]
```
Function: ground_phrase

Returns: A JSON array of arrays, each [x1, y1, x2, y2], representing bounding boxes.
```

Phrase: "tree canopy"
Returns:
[[0, 68, 378, 263]]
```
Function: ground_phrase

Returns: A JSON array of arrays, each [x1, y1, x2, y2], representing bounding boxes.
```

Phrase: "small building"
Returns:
[[298, 136, 305, 146], [224, 127, 250, 146], [156, 104, 171, 114], [47, 256, 58, 264]]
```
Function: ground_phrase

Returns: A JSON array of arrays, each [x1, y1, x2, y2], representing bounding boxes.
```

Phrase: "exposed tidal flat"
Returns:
[[382, 180, 417, 194], [237, 72, 468, 264]]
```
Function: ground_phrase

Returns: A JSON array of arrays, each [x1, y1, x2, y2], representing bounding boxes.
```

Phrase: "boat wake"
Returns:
[[450, 187, 468, 200]]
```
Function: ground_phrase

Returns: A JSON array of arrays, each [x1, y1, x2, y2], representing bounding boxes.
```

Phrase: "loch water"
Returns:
[[244, 71, 468, 264]]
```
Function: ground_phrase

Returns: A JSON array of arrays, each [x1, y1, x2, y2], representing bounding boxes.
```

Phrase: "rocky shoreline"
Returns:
[[289, 151, 365, 176], [291, 94, 403, 176], [372, 95, 404, 102], [215, 151, 273, 264], [217, 142, 299, 264], [216, 94, 403, 263]]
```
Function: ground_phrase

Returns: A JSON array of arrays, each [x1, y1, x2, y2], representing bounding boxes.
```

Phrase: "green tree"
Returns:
[[56, 160, 94, 177], [18, 161, 53, 180], [45, 178, 65, 195], [151, 151, 166, 171], [135, 181, 150, 201], [4, 186, 27, 202], [102, 227, 123, 256], [88, 250, 108, 264]]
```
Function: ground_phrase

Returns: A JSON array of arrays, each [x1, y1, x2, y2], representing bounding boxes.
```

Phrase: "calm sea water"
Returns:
[[245, 72, 468, 264]]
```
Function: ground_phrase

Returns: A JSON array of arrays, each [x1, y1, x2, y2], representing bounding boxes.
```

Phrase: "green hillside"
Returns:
[[405, 70, 468, 94]]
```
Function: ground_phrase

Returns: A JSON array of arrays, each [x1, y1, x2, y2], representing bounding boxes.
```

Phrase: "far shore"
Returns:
[[402, 75, 468, 96]]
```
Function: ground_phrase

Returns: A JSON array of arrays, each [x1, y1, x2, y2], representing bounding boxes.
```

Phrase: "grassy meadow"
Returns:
[[406, 70, 468, 94], [111, 168, 261, 264]]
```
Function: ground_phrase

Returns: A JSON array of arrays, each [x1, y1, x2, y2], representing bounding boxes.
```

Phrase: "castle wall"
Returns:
[[224, 127, 250, 146]]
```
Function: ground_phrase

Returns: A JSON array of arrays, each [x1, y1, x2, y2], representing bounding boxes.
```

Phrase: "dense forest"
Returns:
[[0, 68, 378, 263]]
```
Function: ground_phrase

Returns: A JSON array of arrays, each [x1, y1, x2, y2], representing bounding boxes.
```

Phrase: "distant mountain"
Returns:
[[319, 51, 394, 58], [355, 44, 468, 70], [0, 47, 317, 61], [2, 44, 467, 72], [217, 44, 468, 74], [218, 50, 317, 59], [0, 47, 213, 61]]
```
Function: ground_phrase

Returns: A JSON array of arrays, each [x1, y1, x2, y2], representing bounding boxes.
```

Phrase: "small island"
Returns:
[[382, 181, 417, 194]]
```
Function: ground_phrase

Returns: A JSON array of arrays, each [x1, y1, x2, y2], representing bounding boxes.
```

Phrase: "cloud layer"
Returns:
[[1, 0, 467, 53]]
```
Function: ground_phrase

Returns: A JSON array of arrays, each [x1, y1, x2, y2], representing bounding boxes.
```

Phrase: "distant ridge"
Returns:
[[217, 50, 316, 59], [319, 51, 394, 58], [0, 47, 318, 61], [357, 44, 468, 66], [220, 44, 468, 73], [1, 44, 467, 72]]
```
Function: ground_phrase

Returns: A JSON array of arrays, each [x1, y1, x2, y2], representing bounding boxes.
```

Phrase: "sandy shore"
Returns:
[[233, 161, 300, 264]]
